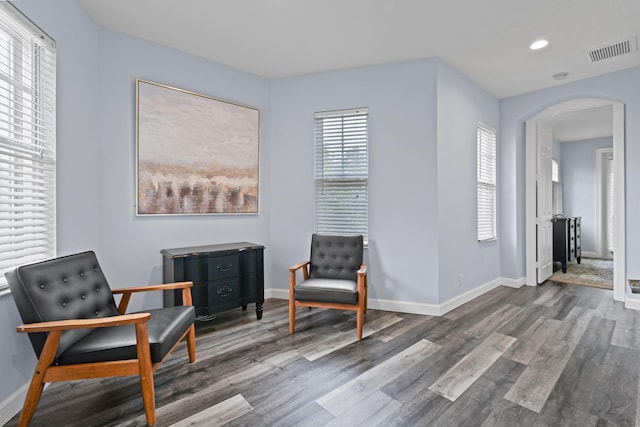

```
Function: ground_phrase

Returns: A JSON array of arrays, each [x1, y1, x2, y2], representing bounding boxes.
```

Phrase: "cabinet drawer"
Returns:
[[208, 279, 240, 312], [208, 254, 239, 280], [192, 279, 240, 316]]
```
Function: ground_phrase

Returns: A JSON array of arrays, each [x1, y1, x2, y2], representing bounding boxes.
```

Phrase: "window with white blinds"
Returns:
[[314, 108, 368, 243], [477, 122, 497, 242], [0, 3, 56, 290]]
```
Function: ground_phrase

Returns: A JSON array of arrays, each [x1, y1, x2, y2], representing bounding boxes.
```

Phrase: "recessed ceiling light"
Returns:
[[530, 39, 549, 50]]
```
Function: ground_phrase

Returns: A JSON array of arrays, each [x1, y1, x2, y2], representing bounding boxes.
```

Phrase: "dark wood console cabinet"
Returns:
[[162, 242, 264, 321], [552, 216, 581, 273]]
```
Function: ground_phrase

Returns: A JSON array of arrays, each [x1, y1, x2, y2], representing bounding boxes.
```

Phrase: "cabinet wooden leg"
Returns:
[[256, 303, 263, 320]]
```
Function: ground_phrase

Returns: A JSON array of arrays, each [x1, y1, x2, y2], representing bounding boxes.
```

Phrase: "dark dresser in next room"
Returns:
[[161, 242, 265, 322], [552, 216, 581, 273]]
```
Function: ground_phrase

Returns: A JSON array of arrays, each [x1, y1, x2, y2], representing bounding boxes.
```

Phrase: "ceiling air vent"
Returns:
[[586, 37, 638, 63]]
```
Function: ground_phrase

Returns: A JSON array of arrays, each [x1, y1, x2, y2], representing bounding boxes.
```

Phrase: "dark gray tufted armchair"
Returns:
[[6, 251, 196, 427], [289, 234, 368, 340]]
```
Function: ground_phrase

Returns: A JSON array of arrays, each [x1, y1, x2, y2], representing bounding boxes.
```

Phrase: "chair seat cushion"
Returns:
[[56, 305, 195, 365], [294, 278, 358, 305]]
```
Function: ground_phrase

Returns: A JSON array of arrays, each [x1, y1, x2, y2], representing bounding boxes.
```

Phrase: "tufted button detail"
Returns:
[[95, 286, 101, 292], [95, 310, 100, 315], [62, 277, 68, 283], [79, 271, 85, 278], [39, 284, 45, 289], [61, 301, 67, 307], [81, 294, 86, 299]]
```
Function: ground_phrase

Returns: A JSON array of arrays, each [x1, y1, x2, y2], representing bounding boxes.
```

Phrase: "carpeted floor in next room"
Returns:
[[549, 257, 613, 290]]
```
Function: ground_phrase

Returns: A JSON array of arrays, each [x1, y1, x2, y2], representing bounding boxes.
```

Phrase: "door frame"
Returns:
[[525, 99, 625, 302], [595, 147, 613, 258]]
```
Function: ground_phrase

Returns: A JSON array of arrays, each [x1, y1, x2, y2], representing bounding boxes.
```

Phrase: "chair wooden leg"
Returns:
[[135, 323, 155, 426], [364, 278, 368, 313], [19, 331, 61, 427], [356, 306, 364, 341], [289, 298, 296, 334], [186, 325, 196, 363]]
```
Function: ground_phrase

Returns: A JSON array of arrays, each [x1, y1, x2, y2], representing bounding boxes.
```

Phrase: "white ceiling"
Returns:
[[78, 0, 638, 141], [545, 104, 613, 143]]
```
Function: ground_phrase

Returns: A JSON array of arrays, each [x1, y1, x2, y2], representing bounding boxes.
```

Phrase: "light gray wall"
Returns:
[[269, 59, 441, 304], [560, 137, 612, 254], [499, 66, 640, 281], [436, 61, 500, 301]]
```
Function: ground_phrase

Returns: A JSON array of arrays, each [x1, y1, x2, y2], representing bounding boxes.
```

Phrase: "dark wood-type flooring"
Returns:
[[6, 281, 640, 426]]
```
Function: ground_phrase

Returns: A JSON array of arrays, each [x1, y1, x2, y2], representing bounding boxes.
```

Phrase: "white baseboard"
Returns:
[[0, 381, 28, 426], [581, 251, 599, 258], [267, 288, 288, 300], [266, 276, 526, 317], [625, 284, 640, 311]]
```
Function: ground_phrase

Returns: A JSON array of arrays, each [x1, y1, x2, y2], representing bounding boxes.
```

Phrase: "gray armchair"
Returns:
[[289, 234, 368, 340], [6, 251, 196, 427]]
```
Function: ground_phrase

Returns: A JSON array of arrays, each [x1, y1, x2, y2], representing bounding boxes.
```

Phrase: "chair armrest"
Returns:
[[113, 281, 194, 314], [289, 261, 310, 273], [289, 261, 310, 293], [111, 281, 193, 294], [358, 264, 368, 275], [16, 313, 151, 333]]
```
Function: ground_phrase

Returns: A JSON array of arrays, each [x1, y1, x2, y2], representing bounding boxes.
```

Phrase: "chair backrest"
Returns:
[[309, 234, 364, 281], [6, 251, 119, 358]]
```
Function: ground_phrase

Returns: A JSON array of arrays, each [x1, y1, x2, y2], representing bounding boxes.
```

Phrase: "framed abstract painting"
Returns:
[[136, 79, 260, 215]]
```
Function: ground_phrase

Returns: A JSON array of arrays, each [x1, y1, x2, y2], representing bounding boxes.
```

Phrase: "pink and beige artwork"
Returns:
[[136, 80, 259, 215]]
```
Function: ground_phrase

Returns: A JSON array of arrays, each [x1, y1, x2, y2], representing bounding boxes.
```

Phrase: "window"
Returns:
[[0, 3, 56, 290], [477, 122, 496, 241], [552, 159, 559, 182], [314, 108, 368, 243]]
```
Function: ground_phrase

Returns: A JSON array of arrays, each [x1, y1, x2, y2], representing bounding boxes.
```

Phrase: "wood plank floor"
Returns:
[[6, 281, 640, 426]]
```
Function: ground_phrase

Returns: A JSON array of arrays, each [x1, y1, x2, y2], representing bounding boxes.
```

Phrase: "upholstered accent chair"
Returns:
[[289, 234, 368, 340], [6, 251, 196, 427]]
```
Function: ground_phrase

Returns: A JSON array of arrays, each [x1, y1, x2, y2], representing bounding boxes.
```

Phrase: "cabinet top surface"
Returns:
[[161, 242, 264, 258]]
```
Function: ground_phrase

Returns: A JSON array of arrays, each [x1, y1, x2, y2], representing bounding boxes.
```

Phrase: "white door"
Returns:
[[536, 121, 553, 283]]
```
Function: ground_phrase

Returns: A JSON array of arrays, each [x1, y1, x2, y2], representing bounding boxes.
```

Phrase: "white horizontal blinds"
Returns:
[[315, 108, 368, 242], [477, 122, 496, 241], [0, 3, 56, 289]]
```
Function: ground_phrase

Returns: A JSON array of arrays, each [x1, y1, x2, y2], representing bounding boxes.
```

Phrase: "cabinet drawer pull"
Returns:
[[217, 285, 233, 297], [217, 261, 232, 272]]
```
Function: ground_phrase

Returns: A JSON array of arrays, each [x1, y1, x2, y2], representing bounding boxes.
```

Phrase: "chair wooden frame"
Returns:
[[289, 262, 368, 340], [15, 281, 196, 427]]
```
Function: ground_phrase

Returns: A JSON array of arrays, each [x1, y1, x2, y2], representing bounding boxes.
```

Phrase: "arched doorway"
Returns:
[[525, 98, 625, 301]]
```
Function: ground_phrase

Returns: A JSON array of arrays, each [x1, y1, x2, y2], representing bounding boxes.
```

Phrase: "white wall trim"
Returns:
[[266, 276, 526, 317], [0, 381, 28, 426], [525, 119, 538, 286], [595, 148, 613, 258], [625, 283, 640, 311], [612, 102, 625, 302]]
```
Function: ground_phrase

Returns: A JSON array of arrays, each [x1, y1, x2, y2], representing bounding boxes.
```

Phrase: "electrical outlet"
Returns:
[[458, 274, 464, 286]]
